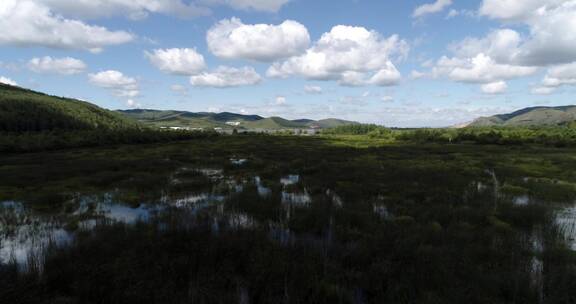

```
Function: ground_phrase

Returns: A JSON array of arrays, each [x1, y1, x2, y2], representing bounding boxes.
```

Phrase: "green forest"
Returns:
[[325, 124, 576, 147], [0, 84, 211, 152]]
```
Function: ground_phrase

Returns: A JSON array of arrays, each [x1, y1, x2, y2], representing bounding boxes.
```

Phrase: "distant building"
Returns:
[[160, 126, 197, 131], [293, 128, 320, 136]]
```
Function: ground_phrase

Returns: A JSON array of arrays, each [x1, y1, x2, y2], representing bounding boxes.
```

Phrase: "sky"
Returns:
[[1, 0, 576, 127]]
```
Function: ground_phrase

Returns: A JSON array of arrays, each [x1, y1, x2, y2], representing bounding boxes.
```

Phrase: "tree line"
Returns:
[[324, 124, 576, 146]]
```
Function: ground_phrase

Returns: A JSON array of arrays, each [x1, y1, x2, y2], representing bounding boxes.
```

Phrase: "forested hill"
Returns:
[[0, 83, 140, 132], [469, 106, 576, 127], [119, 109, 359, 130]]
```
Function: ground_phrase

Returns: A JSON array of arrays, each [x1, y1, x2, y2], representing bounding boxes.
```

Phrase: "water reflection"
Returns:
[[281, 191, 312, 206], [255, 176, 272, 198], [513, 195, 530, 206], [0, 170, 333, 268], [280, 175, 300, 186], [0, 200, 72, 269], [230, 158, 248, 166], [2, 166, 576, 275], [556, 206, 576, 250]]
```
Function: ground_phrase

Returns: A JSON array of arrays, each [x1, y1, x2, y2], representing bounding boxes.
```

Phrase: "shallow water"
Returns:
[[2, 158, 576, 304], [3, 167, 576, 270], [556, 206, 576, 250], [0, 169, 348, 268]]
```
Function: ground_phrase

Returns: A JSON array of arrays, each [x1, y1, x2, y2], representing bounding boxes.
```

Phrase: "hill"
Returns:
[[0, 83, 140, 132], [469, 106, 576, 127], [118, 109, 359, 130], [242, 117, 305, 129], [0, 84, 208, 152]]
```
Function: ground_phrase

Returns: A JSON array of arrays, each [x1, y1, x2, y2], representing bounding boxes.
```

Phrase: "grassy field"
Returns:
[[1, 135, 576, 303]]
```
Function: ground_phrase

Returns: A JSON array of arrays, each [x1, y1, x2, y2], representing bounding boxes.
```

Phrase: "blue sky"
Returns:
[[1, 0, 575, 127]]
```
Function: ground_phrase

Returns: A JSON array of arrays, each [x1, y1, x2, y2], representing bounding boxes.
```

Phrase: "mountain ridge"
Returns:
[[469, 105, 576, 127], [118, 109, 360, 130]]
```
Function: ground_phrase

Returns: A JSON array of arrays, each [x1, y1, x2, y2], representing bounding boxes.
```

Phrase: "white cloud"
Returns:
[[207, 18, 310, 62], [446, 9, 459, 18], [37, 0, 211, 20], [189, 66, 262, 88], [274, 96, 286, 105], [410, 70, 427, 79], [339, 71, 366, 87], [413, 0, 453, 18], [304, 85, 323, 94], [126, 99, 140, 108], [369, 63, 402, 86], [536, 62, 576, 93], [0, 76, 17, 86], [445, 9, 476, 19], [381, 96, 394, 102], [448, 29, 522, 64], [477, 1, 576, 66], [145, 48, 206, 75], [433, 53, 537, 84], [267, 25, 408, 87], [481, 81, 508, 94], [201, 0, 290, 12], [89, 70, 140, 105], [543, 62, 576, 87], [0, 0, 134, 53], [479, 0, 551, 22], [27, 56, 86, 75], [531, 86, 555, 95]]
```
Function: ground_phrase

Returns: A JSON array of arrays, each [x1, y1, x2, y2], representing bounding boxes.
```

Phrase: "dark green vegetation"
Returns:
[[0, 83, 139, 132], [1, 136, 576, 303], [327, 123, 576, 147], [0, 84, 210, 152], [470, 106, 576, 127], [119, 109, 359, 130]]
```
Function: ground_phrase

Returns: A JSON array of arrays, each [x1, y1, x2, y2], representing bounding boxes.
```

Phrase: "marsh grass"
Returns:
[[1, 136, 576, 303]]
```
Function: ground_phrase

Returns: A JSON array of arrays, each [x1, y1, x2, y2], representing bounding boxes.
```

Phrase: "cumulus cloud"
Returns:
[[532, 62, 576, 94], [0, 76, 18, 86], [410, 70, 427, 79], [89, 70, 140, 105], [432, 54, 537, 84], [267, 25, 408, 87], [369, 63, 402, 86], [541, 62, 576, 87], [201, 0, 290, 12], [481, 81, 507, 94], [274, 96, 286, 105], [427, 2, 576, 93], [0, 0, 133, 52], [27, 56, 86, 75], [207, 18, 310, 62], [413, 0, 453, 18], [431, 0, 576, 98], [448, 29, 522, 64], [189, 66, 262, 88], [304, 85, 323, 94], [475, 1, 576, 66], [37, 0, 210, 20], [479, 0, 551, 22], [145, 48, 206, 75]]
